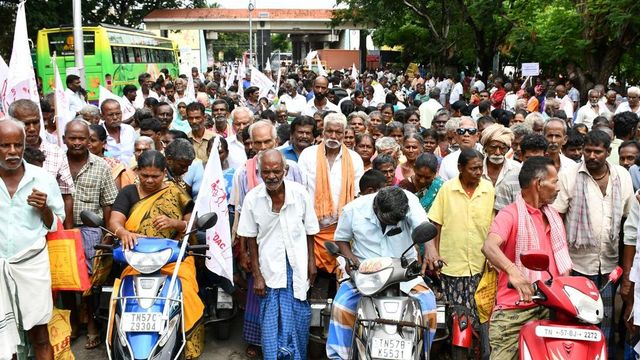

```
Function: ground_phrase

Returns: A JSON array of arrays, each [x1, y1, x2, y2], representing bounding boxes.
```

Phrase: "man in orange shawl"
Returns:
[[298, 112, 365, 277]]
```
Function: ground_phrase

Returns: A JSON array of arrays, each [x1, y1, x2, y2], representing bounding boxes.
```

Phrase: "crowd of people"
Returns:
[[3, 61, 640, 360]]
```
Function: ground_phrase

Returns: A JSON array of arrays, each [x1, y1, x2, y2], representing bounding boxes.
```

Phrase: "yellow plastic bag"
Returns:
[[48, 308, 75, 360], [474, 261, 497, 324]]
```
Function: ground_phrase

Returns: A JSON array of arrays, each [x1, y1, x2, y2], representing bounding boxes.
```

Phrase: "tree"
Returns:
[[271, 33, 291, 52]]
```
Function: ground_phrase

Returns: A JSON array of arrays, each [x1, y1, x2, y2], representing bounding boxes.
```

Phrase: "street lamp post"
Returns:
[[248, 0, 255, 67], [72, 0, 85, 87]]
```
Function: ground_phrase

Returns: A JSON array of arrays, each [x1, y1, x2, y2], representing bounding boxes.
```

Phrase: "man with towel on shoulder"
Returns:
[[298, 112, 365, 288]]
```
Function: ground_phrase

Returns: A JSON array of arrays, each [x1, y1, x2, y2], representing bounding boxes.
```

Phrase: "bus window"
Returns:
[[48, 32, 95, 56], [126, 47, 136, 63], [112, 47, 125, 64]]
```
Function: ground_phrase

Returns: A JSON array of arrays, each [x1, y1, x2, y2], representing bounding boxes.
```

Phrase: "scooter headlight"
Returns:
[[125, 248, 172, 274], [563, 285, 603, 324], [355, 267, 393, 296]]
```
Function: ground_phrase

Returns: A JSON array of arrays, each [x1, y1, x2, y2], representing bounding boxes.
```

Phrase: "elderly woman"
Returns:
[[372, 153, 397, 186], [78, 104, 101, 125], [108, 150, 205, 356], [399, 152, 443, 212], [355, 133, 375, 171], [348, 111, 369, 135], [386, 121, 405, 146], [396, 133, 424, 182], [480, 123, 521, 187], [375, 136, 402, 165]]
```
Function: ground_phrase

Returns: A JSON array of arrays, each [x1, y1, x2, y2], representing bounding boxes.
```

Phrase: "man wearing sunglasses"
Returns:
[[438, 117, 481, 180]]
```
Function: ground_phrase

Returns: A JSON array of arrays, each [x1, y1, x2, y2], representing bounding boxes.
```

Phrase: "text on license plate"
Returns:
[[121, 312, 163, 332], [370, 338, 413, 360], [535, 326, 602, 342]]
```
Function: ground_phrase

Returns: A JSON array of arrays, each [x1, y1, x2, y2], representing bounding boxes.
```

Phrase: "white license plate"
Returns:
[[121, 312, 163, 332], [217, 288, 233, 309], [535, 325, 602, 342], [436, 305, 446, 324], [370, 337, 413, 360]]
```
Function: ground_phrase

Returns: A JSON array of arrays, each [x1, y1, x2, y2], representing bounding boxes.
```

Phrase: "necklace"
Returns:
[[593, 168, 609, 181]]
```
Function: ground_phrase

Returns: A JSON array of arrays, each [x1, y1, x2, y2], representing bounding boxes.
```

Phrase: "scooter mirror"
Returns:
[[196, 212, 218, 231], [80, 210, 104, 228], [324, 241, 341, 257], [520, 251, 550, 271], [609, 266, 623, 283], [411, 222, 438, 245]]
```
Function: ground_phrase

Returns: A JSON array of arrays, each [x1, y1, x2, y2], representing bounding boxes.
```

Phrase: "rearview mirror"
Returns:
[[196, 213, 218, 231], [609, 266, 623, 283], [411, 222, 438, 245], [324, 241, 341, 257], [80, 210, 104, 228], [520, 251, 550, 271]]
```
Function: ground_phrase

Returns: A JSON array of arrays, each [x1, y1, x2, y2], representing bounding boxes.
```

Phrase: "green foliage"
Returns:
[[210, 33, 248, 61], [271, 33, 291, 52]]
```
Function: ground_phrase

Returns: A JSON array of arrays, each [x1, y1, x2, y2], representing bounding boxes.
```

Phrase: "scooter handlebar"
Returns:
[[94, 244, 114, 251], [187, 244, 209, 252]]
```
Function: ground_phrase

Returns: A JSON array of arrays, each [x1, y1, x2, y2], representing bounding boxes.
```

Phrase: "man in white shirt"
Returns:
[[575, 89, 611, 130], [449, 76, 464, 105], [227, 107, 251, 170], [302, 76, 340, 116], [65, 74, 87, 116], [101, 99, 137, 164], [438, 117, 480, 180], [238, 149, 319, 360], [279, 80, 307, 116], [555, 85, 575, 122], [418, 87, 443, 129], [544, 118, 578, 174], [134, 72, 159, 109], [298, 112, 364, 275]]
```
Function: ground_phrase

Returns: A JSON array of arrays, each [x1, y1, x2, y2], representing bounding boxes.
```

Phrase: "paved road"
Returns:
[[72, 316, 248, 360]]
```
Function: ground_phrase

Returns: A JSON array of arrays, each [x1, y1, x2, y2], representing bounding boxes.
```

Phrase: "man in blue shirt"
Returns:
[[279, 115, 316, 162], [326, 186, 438, 359]]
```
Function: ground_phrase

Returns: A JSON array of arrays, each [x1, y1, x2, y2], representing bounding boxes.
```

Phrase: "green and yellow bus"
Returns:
[[36, 24, 179, 101]]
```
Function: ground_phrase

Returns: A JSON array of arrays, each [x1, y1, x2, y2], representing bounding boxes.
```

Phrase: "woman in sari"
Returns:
[[88, 124, 136, 189], [399, 152, 444, 213], [108, 150, 205, 358]]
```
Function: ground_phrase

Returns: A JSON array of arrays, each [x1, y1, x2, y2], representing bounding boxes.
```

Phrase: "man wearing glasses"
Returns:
[[438, 116, 480, 180]]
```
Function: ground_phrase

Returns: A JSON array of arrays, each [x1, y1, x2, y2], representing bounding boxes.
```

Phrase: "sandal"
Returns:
[[85, 334, 102, 350], [245, 344, 261, 359]]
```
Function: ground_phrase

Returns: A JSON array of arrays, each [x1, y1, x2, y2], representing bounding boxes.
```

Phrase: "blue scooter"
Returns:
[[81, 211, 217, 360]]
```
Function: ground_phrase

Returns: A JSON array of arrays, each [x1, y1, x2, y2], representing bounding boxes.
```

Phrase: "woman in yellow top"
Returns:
[[108, 150, 204, 357]]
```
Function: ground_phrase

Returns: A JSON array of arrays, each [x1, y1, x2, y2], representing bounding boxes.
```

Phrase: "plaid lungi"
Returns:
[[259, 260, 311, 360], [243, 275, 261, 345], [572, 270, 616, 360]]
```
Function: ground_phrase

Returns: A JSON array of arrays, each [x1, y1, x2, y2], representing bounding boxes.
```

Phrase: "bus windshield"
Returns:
[[47, 31, 96, 56]]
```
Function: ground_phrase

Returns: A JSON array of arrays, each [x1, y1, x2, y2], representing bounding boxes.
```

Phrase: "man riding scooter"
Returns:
[[481, 157, 573, 360], [326, 186, 439, 359]]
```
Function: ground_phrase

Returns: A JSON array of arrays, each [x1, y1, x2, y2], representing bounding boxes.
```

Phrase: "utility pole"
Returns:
[[72, 0, 85, 87], [248, 0, 255, 67]]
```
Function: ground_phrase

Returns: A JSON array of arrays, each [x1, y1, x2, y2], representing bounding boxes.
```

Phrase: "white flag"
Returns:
[[225, 65, 236, 91], [237, 61, 246, 99], [250, 66, 275, 99], [3, 2, 43, 136], [351, 63, 359, 81], [0, 55, 8, 117], [316, 55, 328, 77], [264, 60, 271, 73], [187, 69, 196, 100], [305, 50, 317, 68], [189, 136, 234, 283], [275, 67, 282, 95], [52, 55, 71, 146]]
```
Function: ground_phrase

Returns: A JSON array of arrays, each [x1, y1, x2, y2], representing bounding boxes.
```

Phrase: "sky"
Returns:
[[213, 0, 338, 9]]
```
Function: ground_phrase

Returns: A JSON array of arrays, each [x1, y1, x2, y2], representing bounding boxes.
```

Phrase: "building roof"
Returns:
[[145, 8, 336, 21]]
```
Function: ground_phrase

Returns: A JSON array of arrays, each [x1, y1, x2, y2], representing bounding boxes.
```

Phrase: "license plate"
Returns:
[[436, 305, 446, 325], [370, 337, 413, 360], [121, 312, 163, 332], [217, 288, 233, 309], [535, 325, 602, 342]]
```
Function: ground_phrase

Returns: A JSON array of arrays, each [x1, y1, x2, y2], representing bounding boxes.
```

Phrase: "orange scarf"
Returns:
[[314, 143, 355, 224]]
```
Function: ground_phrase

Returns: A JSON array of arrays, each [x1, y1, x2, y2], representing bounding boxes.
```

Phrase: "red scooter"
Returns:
[[515, 250, 622, 360]]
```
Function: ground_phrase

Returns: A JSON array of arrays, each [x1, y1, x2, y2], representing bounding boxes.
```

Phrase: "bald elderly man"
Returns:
[[480, 123, 521, 188]]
